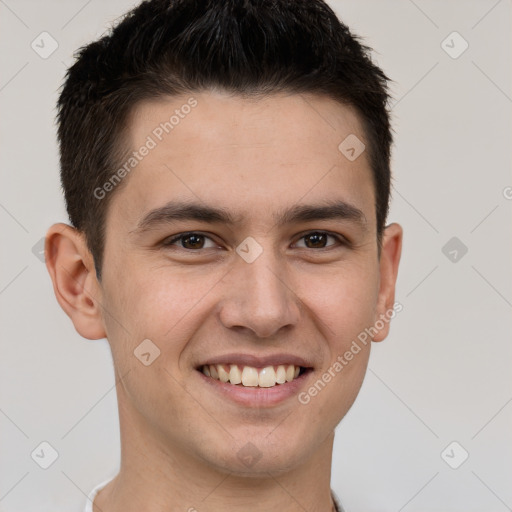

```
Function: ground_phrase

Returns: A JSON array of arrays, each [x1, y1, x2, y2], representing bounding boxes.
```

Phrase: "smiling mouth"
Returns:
[[198, 364, 311, 388]]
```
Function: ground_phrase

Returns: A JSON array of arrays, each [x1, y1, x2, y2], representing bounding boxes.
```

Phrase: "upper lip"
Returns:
[[196, 353, 313, 369]]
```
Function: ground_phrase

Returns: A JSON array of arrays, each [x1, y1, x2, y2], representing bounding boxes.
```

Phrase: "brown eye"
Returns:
[[181, 234, 205, 249], [295, 231, 343, 249], [163, 232, 217, 250], [305, 232, 328, 248]]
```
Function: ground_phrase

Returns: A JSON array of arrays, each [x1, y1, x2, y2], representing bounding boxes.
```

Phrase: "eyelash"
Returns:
[[162, 231, 348, 251]]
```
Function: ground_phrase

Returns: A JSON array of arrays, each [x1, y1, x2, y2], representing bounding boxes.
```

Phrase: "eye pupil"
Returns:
[[182, 234, 204, 249], [305, 232, 327, 248]]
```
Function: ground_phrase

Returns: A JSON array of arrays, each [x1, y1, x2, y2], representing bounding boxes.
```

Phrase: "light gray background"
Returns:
[[0, 1, 511, 511]]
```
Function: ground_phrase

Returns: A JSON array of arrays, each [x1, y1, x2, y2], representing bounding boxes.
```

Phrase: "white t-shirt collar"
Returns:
[[84, 478, 346, 512]]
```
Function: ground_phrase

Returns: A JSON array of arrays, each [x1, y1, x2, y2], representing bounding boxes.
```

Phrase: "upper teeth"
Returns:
[[201, 364, 301, 388]]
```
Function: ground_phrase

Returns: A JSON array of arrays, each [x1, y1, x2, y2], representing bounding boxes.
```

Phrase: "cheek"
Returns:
[[299, 265, 378, 411], [102, 262, 220, 360], [304, 263, 380, 342]]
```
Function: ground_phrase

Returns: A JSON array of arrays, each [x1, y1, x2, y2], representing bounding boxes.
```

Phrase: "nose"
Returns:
[[218, 244, 301, 338]]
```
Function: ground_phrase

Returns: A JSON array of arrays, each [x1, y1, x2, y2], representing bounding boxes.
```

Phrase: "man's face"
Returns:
[[97, 91, 393, 474]]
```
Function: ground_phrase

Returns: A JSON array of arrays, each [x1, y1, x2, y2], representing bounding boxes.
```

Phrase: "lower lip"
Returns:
[[196, 369, 313, 407]]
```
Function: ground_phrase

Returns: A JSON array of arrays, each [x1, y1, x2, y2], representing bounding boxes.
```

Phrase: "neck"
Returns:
[[94, 386, 336, 512]]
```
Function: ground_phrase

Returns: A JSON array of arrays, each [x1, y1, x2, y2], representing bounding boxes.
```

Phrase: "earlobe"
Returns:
[[373, 222, 403, 342], [45, 223, 106, 340]]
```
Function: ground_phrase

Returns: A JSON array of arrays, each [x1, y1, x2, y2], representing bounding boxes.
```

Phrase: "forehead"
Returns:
[[130, 90, 366, 156], [108, 91, 376, 230]]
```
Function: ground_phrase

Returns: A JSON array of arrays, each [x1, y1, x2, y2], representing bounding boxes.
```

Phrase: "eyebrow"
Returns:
[[132, 199, 367, 234]]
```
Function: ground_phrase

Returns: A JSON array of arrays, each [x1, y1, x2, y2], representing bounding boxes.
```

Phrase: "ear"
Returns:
[[373, 222, 403, 342], [44, 223, 106, 340]]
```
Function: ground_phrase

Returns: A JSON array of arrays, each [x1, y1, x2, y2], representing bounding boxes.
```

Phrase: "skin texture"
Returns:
[[45, 91, 402, 512]]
